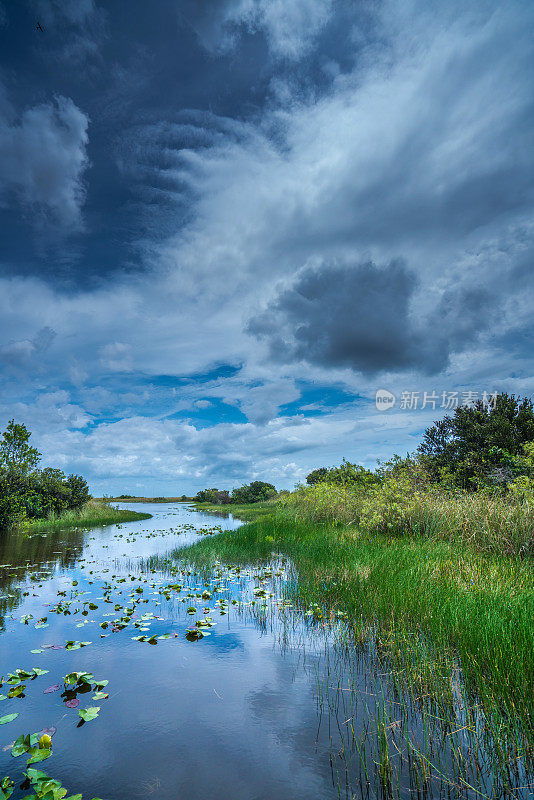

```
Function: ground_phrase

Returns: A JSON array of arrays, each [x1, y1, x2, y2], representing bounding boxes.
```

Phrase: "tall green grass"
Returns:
[[281, 482, 534, 556], [178, 485, 534, 795], [176, 515, 534, 796], [22, 499, 151, 532], [179, 515, 534, 716]]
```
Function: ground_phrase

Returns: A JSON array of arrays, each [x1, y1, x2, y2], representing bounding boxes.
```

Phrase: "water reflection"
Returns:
[[0, 504, 530, 800]]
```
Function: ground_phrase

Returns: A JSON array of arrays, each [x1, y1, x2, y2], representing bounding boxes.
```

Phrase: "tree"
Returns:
[[231, 481, 277, 504], [194, 488, 220, 503], [418, 393, 534, 489], [0, 420, 91, 529], [65, 474, 90, 509], [0, 420, 41, 478], [306, 467, 329, 485]]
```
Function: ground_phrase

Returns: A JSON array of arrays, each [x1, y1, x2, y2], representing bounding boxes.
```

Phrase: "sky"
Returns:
[[0, 0, 533, 496]]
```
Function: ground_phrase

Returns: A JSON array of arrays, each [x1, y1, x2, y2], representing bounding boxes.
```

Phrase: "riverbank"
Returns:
[[181, 511, 534, 731], [191, 500, 274, 521], [22, 499, 152, 532], [95, 496, 190, 503]]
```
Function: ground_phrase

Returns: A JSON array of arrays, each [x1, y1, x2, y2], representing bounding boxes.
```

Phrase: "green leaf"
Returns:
[[25, 767, 48, 780], [7, 684, 25, 698], [78, 706, 100, 722], [0, 713, 19, 724], [11, 732, 32, 757], [0, 776, 14, 800], [27, 746, 52, 763]]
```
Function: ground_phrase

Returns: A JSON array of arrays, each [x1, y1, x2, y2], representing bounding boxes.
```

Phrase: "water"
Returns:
[[0, 504, 531, 799], [0, 504, 351, 799]]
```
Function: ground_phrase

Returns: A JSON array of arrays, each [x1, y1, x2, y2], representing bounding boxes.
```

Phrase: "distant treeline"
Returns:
[[0, 420, 90, 530], [194, 393, 534, 507], [303, 392, 534, 494], [195, 481, 277, 505]]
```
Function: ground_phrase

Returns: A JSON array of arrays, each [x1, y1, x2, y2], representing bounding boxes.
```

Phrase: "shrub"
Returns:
[[306, 459, 379, 489], [231, 481, 277, 504]]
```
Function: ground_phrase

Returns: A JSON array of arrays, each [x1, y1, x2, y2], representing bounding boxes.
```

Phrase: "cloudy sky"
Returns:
[[0, 0, 533, 495]]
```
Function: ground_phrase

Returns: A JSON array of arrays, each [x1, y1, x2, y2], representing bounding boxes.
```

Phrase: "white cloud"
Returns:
[[0, 95, 89, 228], [186, 0, 334, 60], [99, 342, 133, 372]]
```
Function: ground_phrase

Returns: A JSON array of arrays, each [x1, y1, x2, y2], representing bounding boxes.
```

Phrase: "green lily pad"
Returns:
[[27, 746, 52, 764], [0, 713, 19, 724], [78, 706, 100, 722]]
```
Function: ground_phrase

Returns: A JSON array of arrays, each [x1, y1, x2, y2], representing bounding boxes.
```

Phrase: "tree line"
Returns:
[[306, 393, 534, 494], [194, 393, 534, 503], [194, 481, 277, 505], [0, 420, 90, 530]]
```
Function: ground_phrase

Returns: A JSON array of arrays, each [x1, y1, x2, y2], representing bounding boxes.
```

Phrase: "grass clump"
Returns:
[[23, 499, 151, 532]]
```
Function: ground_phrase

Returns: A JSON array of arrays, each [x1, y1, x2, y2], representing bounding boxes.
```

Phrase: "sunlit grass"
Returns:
[[180, 514, 534, 718], [22, 499, 152, 532], [280, 482, 534, 556]]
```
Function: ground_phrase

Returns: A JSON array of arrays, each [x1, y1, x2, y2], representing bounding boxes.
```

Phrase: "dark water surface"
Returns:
[[0, 504, 531, 800]]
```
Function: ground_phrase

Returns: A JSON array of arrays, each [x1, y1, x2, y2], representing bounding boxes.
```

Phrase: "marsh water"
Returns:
[[0, 504, 531, 799]]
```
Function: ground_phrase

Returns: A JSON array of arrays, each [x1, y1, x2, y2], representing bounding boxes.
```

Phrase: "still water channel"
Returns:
[[0, 504, 530, 799]]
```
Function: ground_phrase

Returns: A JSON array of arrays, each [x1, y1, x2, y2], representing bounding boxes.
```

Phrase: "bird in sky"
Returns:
[[35, 21, 44, 32]]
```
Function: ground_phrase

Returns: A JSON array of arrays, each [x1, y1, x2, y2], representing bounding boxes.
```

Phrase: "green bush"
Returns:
[[306, 459, 379, 489], [231, 481, 277, 504]]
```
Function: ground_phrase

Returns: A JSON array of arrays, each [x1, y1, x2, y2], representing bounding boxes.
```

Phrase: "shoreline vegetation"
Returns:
[[96, 495, 192, 503], [181, 395, 534, 791], [187, 503, 534, 703], [23, 499, 152, 532], [178, 512, 534, 797]]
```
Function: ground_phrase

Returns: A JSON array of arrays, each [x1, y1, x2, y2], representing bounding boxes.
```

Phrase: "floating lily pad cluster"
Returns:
[[0, 766, 103, 799], [0, 512, 294, 798]]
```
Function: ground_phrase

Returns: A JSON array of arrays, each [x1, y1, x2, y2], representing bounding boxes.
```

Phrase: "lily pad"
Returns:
[[0, 713, 19, 725], [78, 706, 100, 722]]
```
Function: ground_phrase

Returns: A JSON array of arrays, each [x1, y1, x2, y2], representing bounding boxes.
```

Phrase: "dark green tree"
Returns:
[[418, 393, 534, 489], [65, 474, 90, 509], [194, 488, 220, 503], [0, 420, 41, 477], [306, 467, 329, 485], [0, 421, 91, 529]]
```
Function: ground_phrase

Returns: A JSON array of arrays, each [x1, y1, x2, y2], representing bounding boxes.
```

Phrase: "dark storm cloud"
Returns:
[[248, 260, 494, 375], [0, 0, 532, 493]]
